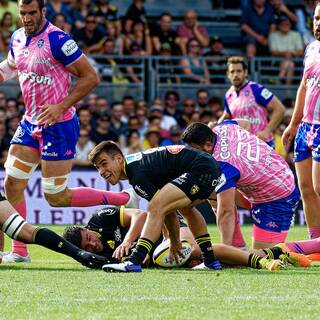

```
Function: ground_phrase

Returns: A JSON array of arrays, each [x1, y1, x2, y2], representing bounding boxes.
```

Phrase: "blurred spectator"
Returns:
[[124, 42, 144, 83], [73, 14, 106, 54], [6, 98, 18, 118], [204, 36, 228, 83], [77, 107, 92, 133], [90, 112, 119, 144], [70, 0, 95, 31], [85, 93, 98, 113], [269, 16, 304, 85], [269, 0, 298, 24], [176, 9, 209, 54], [180, 39, 210, 84], [208, 96, 224, 120], [122, 130, 143, 155], [160, 124, 183, 146], [105, 22, 124, 54], [124, 21, 152, 55], [45, 0, 73, 27], [148, 115, 169, 138], [136, 107, 148, 137], [0, 11, 13, 37], [177, 98, 196, 129], [240, 0, 276, 58], [196, 89, 209, 110], [149, 104, 177, 132], [73, 129, 95, 167], [152, 12, 181, 55], [164, 90, 181, 119], [6, 113, 20, 139], [0, 0, 19, 29], [94, 96, 109, 118], [127, 115, 141, 131], [0, 90, 6, 108], [295, 0, 315, 45], [125, 0, 147, 31], [110, 102, 128, 138], [157, 43, 180, 84], [136, 99, 148, 112], [199, 110, 213, 124], [95, 0, 121, 35], [121, 96, 136, 122], [142, 126, 161, 150], [152, 97, 164, 107], [0, 120, 9, 165], [52, 13, 71, 33]]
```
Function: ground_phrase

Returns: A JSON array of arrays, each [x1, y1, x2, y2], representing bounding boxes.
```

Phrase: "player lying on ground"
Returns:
[[63, 205, 310, 269], [0, 191, 109, 269]]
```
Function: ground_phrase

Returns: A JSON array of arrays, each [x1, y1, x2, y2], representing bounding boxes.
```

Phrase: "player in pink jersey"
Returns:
[[0, 0, 136, 263], [282, 1, 320, 241], [223, 56, 285, 147], [182, 120, 300, 249]]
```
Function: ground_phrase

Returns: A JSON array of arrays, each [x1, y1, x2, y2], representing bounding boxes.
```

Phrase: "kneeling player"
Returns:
[[0, 191, 109, 269]]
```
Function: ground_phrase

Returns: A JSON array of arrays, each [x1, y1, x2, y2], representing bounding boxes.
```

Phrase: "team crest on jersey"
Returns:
[[23, 48, 29, 57], [245, 90, 250, 96], [166, 145, 185, 154], [37, 39, 44, 48], [190, 184, 199, 195]]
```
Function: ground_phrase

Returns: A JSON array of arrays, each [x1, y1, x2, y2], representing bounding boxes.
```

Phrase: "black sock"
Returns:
[[263, 247, 284, 260], [129, 237, 154, 265], [195, 234, 215, 265], [33, 227, 81, 260], [248, 253, 263, 269]]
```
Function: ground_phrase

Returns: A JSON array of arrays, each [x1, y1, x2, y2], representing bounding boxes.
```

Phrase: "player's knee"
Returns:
[[313, 184, 320, 197], [4, 154, 37, 181], [298, 181, 315, 198], [42, 175, 70, 206]]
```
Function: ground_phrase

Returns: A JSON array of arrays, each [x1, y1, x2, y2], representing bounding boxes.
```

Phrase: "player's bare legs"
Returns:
[[296, 158, 320, 238], [4, 144, 40, 260]]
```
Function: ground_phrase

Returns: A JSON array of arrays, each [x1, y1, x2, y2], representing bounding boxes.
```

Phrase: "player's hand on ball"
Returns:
[[112, 241, 132, 261], [169, 241, 183, 264]]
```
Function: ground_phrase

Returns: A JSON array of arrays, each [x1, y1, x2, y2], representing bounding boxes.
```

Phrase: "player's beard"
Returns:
[[314, 29, 320, 41], [24, 14, 44, 36], [232, 77, 245, 89]]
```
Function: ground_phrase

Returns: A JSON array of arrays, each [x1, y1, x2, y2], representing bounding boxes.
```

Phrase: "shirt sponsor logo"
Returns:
[[125, 152, 142, 164], [261, 88, 272, 100], [42, 151, 58, 157], [213, 173, 226, 192], [35, 57, 52, 67], [219, 126, 230, 160], [61, 39, 79, 56], [19, 71, 53, 85], [99, 208, 117, 216], [134, 185, 148, 198]]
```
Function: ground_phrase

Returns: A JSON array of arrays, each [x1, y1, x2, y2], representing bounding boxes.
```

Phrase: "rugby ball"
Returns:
[[153, 239, 192, 268]]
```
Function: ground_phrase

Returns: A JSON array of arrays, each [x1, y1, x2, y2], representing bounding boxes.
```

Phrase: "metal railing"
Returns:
[[1, 55, 302, 103]]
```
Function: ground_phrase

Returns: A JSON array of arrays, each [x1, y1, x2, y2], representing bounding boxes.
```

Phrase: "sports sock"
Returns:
[[12, 200, 28, 257], [232, 208, 247, 248], [128, 238, 154, 265], [195, 234, 216, 265], [33, 227, 82, 259], [248, 253, 263, 269], [262, 247, 284, 259], [284, 238, 320, 255], [71, 188, 129, 207], [308, 226, 320, 239]]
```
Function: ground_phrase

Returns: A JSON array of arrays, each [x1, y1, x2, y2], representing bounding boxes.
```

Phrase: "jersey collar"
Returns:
[[235, 80, 249, 96]]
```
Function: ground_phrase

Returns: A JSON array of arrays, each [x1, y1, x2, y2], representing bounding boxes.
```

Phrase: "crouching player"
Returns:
[[0, 191, 109, 268], [63, 205, 308, 270]]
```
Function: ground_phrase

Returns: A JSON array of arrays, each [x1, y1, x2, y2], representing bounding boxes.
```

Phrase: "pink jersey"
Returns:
[[213, 121, 295, 203], [224, 81, 274, 142], [8, 21, 83, 124], [302, 40, 320, 124]]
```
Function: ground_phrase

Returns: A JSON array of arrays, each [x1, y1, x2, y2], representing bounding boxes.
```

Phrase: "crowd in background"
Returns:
[[0, 0, 310, 170]]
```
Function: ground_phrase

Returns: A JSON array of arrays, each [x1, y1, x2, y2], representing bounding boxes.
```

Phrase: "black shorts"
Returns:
[[171, 159, 221, 202]]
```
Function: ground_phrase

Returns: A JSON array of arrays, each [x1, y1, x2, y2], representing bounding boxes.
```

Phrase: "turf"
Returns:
[[0, 225, 318, 320]]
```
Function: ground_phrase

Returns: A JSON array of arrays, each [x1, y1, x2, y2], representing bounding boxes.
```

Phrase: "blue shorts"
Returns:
[[11, 116, 80, 161], [250, 186, 300, 233], [294, 122, 320, 162]]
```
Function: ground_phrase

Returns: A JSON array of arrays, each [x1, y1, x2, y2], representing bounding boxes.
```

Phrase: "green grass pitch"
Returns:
[[0, 225, 319, 320]]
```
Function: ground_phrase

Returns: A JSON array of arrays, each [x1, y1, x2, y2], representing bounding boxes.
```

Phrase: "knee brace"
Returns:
[[42, 174, 69, 194], [5, 154, 38, 180], [2, 213, 26, 240]]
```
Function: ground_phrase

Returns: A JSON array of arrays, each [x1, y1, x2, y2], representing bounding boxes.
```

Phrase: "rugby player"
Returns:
[[0, 0, 133, 263], [182, 121, 300, 249]]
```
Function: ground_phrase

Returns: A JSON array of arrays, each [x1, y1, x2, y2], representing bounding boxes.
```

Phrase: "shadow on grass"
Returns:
[[0, 265, 96, 272]]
